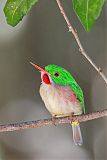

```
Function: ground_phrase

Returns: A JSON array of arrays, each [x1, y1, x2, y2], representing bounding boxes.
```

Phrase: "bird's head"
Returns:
[[30, 62, 74, 86]]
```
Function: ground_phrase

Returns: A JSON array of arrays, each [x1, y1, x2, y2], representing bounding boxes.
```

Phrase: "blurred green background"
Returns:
[[0, 0, 107, 159]]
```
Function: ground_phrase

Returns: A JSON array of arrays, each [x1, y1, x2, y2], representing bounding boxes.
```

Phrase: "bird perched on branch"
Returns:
[[30, 62, 85, 146]]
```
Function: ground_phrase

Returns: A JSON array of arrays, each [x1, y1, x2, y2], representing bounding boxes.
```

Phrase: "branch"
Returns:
[[56, 0, 107, 85], [0, 109, 107, 133]]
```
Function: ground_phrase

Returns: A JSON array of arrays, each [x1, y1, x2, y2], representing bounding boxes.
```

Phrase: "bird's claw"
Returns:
[[52, 115, 57, 126], [69, 112, 74, 122]]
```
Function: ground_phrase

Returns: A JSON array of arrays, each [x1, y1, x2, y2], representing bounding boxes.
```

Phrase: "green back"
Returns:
[[45, 64, 85, 113]]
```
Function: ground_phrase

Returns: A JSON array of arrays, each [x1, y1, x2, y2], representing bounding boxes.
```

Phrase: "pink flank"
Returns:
[[56, 85, 77, 104]]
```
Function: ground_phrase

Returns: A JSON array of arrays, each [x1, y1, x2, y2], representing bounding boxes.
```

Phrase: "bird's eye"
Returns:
[[54, 72, 59, 77]]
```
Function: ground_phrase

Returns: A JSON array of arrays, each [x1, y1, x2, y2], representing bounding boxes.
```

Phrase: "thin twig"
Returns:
[[56, 0, 107, 85], [0, 109, 107, 133]]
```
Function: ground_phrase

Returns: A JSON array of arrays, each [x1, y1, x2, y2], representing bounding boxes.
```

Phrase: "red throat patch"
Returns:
[[42, 73, 51, 85]]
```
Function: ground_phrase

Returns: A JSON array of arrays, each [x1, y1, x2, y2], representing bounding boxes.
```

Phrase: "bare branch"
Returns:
[[55, 0, 107, 85], [0, 109, 107, 133]]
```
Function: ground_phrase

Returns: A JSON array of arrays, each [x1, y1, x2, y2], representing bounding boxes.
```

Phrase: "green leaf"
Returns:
[[4, 0, 38, 27], [72, 0, 105, 32]]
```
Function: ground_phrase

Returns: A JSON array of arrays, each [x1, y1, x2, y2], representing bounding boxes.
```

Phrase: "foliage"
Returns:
[[72, 0, 105, 31], [4, 0, 38, 26], [3, 0, 105, 31]]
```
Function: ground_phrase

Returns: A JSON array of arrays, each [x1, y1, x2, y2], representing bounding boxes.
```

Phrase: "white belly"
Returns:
[[39, 84, 82, 116]]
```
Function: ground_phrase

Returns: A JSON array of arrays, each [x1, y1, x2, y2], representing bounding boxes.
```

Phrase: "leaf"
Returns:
[[4, 0, 38, 27], [72, 0, 105, 32]]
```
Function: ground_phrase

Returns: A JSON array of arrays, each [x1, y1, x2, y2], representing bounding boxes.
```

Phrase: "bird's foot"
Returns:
[[51, 115, 57, 126], [69, 112, 74, 122], [70, 112, 74, 117]]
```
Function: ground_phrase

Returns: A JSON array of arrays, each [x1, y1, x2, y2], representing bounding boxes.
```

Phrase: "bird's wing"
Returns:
[[70, 83, 85, 113]]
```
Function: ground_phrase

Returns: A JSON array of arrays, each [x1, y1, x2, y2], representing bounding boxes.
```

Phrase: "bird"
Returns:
[[30, 62, 85, 146]]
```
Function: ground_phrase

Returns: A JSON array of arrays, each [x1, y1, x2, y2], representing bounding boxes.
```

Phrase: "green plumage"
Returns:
[[45, 64, 85, 113]]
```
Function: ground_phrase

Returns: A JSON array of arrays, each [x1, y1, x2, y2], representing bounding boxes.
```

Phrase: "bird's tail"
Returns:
[[71, 121, 83, 146]]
